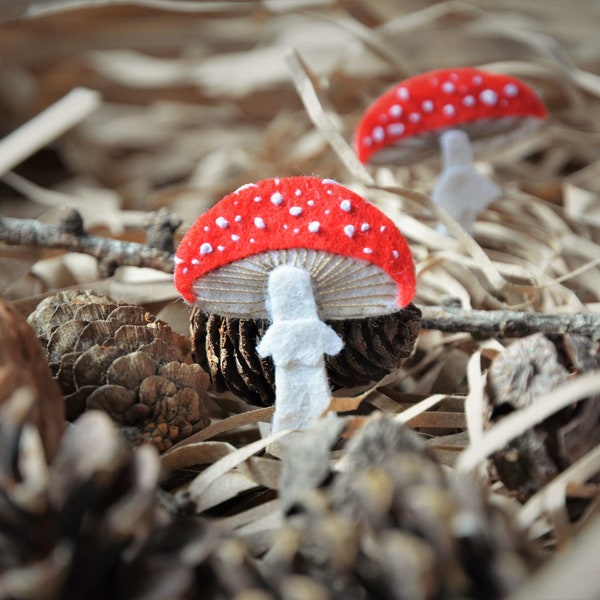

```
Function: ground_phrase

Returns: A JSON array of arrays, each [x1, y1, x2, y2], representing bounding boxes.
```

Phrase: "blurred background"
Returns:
[[2, 0, 600, 324]]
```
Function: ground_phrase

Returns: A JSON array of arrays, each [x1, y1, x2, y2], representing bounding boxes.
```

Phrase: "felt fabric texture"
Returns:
[[257, 319, 343, 365], [267, 360, 334, 432], [354, 66, 547, 164], [174, 176, 416, 309], [433, 129, 502, 234], [256, 264, 343, 433]]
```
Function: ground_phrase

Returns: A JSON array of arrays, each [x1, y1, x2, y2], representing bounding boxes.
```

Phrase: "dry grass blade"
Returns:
[[185, 429, 289, 505], [393, 393, 447, 424], [516, 444, 600, 534], [457, 370, 600, 474], [0, 88, 100, 177], [285, 47, 373, 185], [161, 407, 273, 473], [508, 511, 600, 600]]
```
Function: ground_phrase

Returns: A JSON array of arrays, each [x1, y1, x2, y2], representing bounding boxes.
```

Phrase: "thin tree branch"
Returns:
[[419, 305, 600, 341], [2, 211, 600, 341], [0, 208, 175, 277]]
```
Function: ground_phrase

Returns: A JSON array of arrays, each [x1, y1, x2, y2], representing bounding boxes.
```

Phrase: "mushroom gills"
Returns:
[[192, 249, 399, 320], [368, 116, 543, 166]]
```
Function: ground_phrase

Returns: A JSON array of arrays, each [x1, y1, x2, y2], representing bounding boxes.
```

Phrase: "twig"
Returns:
[[143, 208, 182, 253], [0, 208, 174, 277], [420, 305, 600, 341], [2, 211, 600, 341]]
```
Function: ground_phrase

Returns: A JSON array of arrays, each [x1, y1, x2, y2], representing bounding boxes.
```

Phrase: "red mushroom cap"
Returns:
[[354, 67, 547, 164], [174, 176, 416, 311]]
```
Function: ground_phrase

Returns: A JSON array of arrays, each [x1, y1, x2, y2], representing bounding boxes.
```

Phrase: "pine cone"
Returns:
[[191, 305, 421, 406], [485, 333, 600, 502], [0, 296, 64, 460], [276, 414, 535, 599], [28, 289, 210, 451], [0, 393, 330, 600]]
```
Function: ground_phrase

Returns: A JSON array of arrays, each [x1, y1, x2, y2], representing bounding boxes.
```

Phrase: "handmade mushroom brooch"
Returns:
[[174, 176, 420, 432], [354, 67, 547, 233]]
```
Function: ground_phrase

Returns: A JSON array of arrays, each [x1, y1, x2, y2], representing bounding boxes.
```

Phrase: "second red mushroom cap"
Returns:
[[354, 66, 547, 164]]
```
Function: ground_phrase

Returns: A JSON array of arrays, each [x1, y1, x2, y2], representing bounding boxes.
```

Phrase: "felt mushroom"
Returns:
[[354, 67, 547, 233], [174, 176, 417, 433]]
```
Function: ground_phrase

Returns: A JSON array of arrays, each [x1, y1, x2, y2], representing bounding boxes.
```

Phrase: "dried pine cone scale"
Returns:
[[277, 414, 535, 600], [192, 305, 421, 406], [29, 290, 210, 452], [72, 345, 127, 389]]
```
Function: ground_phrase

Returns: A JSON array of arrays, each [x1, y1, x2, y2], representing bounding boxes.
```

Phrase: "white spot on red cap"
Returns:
[[191, 259, 199, 265], [308, 221, 320, 233], [254, 196, 262, 202], [203, 226, 209, 232], [387, 123, 405, 137], [441, 81, 455, 93], [443, 104, 456, 117], [322, 178, 338, 185], [217, 245, 225, 251], [409, 112, 421, 123], [361, 223, 370, 232], [231, 234, 240, 241], [503, 83, 519, 97], [254, 217, 266, 229], [344, 225, 355, 238], [380, 225, 387, 232], [422, 100, 434, 113], [480, 89, 498, 106], [235, 215, 242, 222], [199, 243, 213, 255], [250, 238, 255, 243], [363, 247, 373, 254], [307, 200, 315, 206], [372, 126, 385, 142], [290, 206, 302, 216], [389, 104, 403, 117], [340, 200, 351, 212], [472, 75, 483, 85], [462, 95, 476, 107], [396, 86, 410, 100], [174, 256, 184, 265], [392, 249, 399, 259], [449, 72, 459, 81], [293, 228, 299, 234], [295, 189, 302, 196], [271, 192, 284, 205], [215, 216, 228, 228], [182, 267, 188, 274], [234, 182, 258, 193], [274, 178, 280, 185]]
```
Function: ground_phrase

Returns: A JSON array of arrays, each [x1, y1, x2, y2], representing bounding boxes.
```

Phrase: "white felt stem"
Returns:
[[256, 264, 343, 433], [432, 129, 502, 235]]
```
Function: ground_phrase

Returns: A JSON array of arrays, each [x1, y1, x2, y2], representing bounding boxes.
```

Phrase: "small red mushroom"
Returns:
[[174, 176, 416, 432], [354, 67, 547, 233]]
